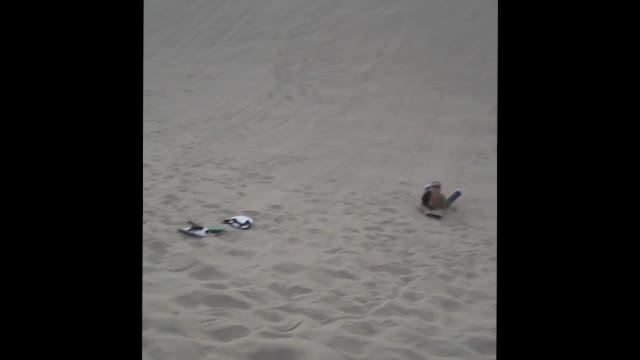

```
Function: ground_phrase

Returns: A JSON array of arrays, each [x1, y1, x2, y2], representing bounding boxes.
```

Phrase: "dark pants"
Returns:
[[445, 190, 462, 208]]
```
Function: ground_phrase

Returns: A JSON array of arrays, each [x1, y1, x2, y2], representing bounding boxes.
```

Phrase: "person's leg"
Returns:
[[445, 188, 462, 208]]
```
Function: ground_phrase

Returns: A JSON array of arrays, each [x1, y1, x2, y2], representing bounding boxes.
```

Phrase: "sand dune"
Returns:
[[144, 0, 496, 359]]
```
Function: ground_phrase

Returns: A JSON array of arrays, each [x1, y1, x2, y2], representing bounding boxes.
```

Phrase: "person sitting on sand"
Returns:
[[421, 181, 462, 211]]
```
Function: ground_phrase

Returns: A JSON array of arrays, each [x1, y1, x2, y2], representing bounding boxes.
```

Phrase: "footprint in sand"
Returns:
[[162, 194, 180, 205], [272, 262, 307, 274], [338, 320, 380, 337], [173, 292, 201, 309], [401, 291, 423, 302], [226, 248, 258, 258], [368, 263, 412, 276], [202, 203, 222, 209], [258, 330, 292, 339], [363, 226, 384, 232], [204, 282, 229, 290], [247, 346, 303, 360], [325, 333, 370, 358], [428, 294, 466, 313], [163, 254, 198, 272], [286, 237, 301, 244], [254, 309, 284, 323], [188, 240, 208, 249], [463, 335, 496, 356], [379, 207, 398, 214], [268, 282, 314, 298], [241, 210, 262, 217], [205, 324, 251, 342], [200, 292, 252, 310], [188, 265, 229, 281], [237, 288, 274, 303], [320, 267, 358, 280], [146, 240, 170, 256]]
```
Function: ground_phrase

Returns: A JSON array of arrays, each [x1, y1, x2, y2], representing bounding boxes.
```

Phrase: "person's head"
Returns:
[[430, 181, 442, 194]]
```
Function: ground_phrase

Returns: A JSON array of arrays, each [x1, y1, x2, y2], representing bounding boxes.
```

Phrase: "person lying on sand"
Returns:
[[222, 215, 253, 230], [421, 181, 462, 212]]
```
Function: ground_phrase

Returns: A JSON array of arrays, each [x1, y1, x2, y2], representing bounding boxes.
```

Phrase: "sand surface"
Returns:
[[144, 1, 496, 359]]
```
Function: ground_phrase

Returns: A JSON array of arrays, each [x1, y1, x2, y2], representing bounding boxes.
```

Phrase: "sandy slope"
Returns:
[[144, 1, 496, 359]]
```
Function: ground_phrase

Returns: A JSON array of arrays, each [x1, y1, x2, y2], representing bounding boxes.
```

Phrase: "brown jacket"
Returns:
[[421, 191, 447, 210]]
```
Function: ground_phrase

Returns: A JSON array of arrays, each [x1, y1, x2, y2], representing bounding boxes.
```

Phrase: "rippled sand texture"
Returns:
[[144, 0, 496, 359]]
